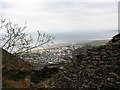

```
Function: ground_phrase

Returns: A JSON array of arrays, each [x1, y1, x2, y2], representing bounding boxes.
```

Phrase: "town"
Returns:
[[23, 44, 77, 66]]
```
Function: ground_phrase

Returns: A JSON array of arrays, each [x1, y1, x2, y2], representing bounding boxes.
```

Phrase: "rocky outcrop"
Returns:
[[45, 33, 120, 90], [108, 33, 120, 46]]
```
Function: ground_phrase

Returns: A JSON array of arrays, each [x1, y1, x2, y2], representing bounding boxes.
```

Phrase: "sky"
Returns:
[[0, 0, 119, 41]]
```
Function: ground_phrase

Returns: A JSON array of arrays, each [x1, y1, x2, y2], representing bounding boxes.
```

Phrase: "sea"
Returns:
[[49, 30, 119, 47], [53, 30, 118, 43]]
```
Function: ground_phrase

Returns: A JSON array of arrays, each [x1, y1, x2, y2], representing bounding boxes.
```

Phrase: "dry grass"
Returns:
[[2, 76, 30, 88]]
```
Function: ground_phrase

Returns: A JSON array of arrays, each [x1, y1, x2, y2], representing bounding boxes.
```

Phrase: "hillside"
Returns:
[[2, 33, 120, 89], [45, 33, 120, 89], [1, 48, 59, 88], [2, 48, 32, 70], [1, 48, 32, 88]]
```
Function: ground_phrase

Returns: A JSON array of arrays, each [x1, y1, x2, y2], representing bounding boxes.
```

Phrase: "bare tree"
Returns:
[[0, 16, 55, 58]]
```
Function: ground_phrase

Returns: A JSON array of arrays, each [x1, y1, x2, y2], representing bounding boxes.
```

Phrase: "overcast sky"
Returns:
[[0, 0, 118, 32], [0, 0, 119, 42]]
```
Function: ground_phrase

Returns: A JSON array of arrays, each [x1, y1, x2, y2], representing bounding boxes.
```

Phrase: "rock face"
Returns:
[[45, 33, 120, 89]]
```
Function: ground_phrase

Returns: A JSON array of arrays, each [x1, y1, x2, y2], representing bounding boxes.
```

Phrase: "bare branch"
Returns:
[[0, 17, 55, 59]]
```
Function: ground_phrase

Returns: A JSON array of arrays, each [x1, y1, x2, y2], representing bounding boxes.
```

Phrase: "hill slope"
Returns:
[[45, 33, 120, 89]]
